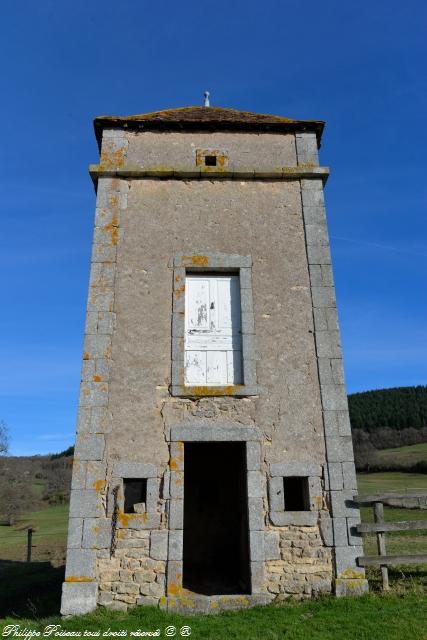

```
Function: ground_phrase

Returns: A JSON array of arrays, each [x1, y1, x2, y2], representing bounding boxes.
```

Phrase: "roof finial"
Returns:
[[204, 91, 210, 107]]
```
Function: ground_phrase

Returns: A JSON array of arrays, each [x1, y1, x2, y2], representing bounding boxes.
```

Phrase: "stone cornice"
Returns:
[[89, 164, 329, 187]]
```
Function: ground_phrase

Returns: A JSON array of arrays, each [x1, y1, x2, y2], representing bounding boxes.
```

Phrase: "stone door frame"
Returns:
[[167, 423, 266, 597]]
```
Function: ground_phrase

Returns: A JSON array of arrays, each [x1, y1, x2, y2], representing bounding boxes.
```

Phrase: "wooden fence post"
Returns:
[[373, 501, 389, 591], [26, 528, 33, 563]]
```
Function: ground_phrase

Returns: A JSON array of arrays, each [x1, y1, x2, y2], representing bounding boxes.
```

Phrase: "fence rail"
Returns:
[[354, 491, 427, 590]]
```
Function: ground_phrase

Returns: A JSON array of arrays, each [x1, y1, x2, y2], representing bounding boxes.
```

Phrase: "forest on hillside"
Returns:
[[348, 386, 427, 470], [348, 385, 427, 431]]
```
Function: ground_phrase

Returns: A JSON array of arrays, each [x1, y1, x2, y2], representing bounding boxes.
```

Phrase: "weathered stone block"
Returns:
[[170, 471, 184, 499], [246, 441, 261, 471], [98, 591, 114, 606], [239, 267, 252, 289], [320, 384, 348, 411], [319, 517, 333, 546], [79, 382, 109, 409], [65, 549, 96, 579], [250, 561, 265, 594], [61, 582, 98, 615], [327, 463, 343, 490], [270, 462, 321, 477], [247, 471, 265, 498], [67, 518, 83, 549], [75, 434, 105, 461], [112, 462, 157, 478], [249, 530, 265, 561], [334, 546, 365, 577], [342, 461, 358, 490], [305, 223, 329, 247], [170, 423, 261, 442], [82, 518, 111, 549], [332, 517, 348, 546], [83, 335, 112, 360], [147, 477, 159, 513], [71, 461, 87, 489], [302, 187, 325, 208], [268, 476, 284, 511], [69, 489, 100, 518], [325, 436, 354, 463], [168, 498, 183, 529], [315, 331, 341, 358], [270, 511, 318, 526], [97, 311, 116, 335], [91, 406, 112, 433], [330, 490, 360, 519], [264, 531, 280, 560], [86, 461, 107, 490], [150, 530, 168, 560], [307, 243, 332, 265], [335, 577, 368, 597], [92, 243, 117, 263], [168, 530, 183, 561], [303, 205, 326, 225], [347, 517, 363, 545], [296, 133, 319, 165], [137, 596, 159, 607], [248, 497, 264, 530]]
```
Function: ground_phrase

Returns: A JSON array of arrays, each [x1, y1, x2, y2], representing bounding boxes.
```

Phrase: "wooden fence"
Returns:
[[354, 492, 427, 590]]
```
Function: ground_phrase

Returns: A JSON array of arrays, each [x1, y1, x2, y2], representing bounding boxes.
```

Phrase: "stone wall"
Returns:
[[97, 531, 166, 611], [265, 526, 332, 599]]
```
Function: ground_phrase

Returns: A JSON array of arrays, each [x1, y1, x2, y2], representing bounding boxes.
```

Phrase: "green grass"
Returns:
[[357, 471, 427, 495], [1, 594, 427, 639], [376, 442, 427, 466], [0, 504, 68, 563]]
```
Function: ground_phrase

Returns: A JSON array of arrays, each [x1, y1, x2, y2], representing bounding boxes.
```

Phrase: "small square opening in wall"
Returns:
[[204, 155, 217, 166], [283, 477, 309, 511], [123, 478, 147, 513]]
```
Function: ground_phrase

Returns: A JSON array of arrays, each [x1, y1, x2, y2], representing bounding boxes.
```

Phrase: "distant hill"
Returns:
[[0, 453, 72, 524], [348, 386, 427, 470], [348, 385, 427, 431]]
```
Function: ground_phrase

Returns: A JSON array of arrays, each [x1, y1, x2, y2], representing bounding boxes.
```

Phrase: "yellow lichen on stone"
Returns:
[[65, 576, 94, 583], [180, 255, 209, 267]]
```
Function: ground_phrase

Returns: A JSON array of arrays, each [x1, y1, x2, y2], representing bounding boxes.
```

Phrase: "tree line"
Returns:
[[348, 385, 427, 431]]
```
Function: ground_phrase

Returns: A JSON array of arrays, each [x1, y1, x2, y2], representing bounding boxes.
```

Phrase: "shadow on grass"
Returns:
[[0, 560, 64, 619]]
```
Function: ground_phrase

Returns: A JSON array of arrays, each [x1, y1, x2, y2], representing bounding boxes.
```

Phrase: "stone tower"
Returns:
[[61, 106, 367, 616]]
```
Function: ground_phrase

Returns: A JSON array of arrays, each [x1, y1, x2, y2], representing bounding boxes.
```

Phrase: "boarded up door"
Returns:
[[185, 274, 242, 385]]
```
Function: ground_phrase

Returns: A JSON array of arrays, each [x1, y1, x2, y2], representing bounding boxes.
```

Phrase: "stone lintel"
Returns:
[[170, 423, 261, 442]]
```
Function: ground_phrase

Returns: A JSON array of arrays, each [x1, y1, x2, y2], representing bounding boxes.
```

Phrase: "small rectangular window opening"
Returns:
[[205, 155, 217, 166], [283, 477, 309, 511], [123, 478, 147, 514]]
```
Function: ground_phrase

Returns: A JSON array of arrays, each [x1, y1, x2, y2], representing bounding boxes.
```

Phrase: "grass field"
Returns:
[[1, 594, 427, 639], [0, 504, 68, 564], [376, 442, 427, 466], [357, 471, 427, 495]]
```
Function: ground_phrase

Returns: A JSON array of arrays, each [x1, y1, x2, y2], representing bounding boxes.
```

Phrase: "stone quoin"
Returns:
[[61, 105, 367, 616]]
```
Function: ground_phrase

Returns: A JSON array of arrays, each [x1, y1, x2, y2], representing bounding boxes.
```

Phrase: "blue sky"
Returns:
[[1, 0, 426, 455]]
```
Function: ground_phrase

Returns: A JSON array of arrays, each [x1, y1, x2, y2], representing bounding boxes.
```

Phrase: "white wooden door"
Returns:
[[185, 274, 242, 385]]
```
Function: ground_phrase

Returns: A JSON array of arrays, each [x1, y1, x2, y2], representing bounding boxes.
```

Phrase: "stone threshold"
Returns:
[[158, 593, 274, 614], [89, 165, 329, 186]]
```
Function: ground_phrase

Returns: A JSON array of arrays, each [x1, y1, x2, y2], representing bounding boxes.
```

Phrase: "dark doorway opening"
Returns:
[[183, 442, 251, 595]]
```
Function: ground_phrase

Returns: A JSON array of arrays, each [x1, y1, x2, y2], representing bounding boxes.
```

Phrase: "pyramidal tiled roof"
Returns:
[[94, 106, 324, 147]]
